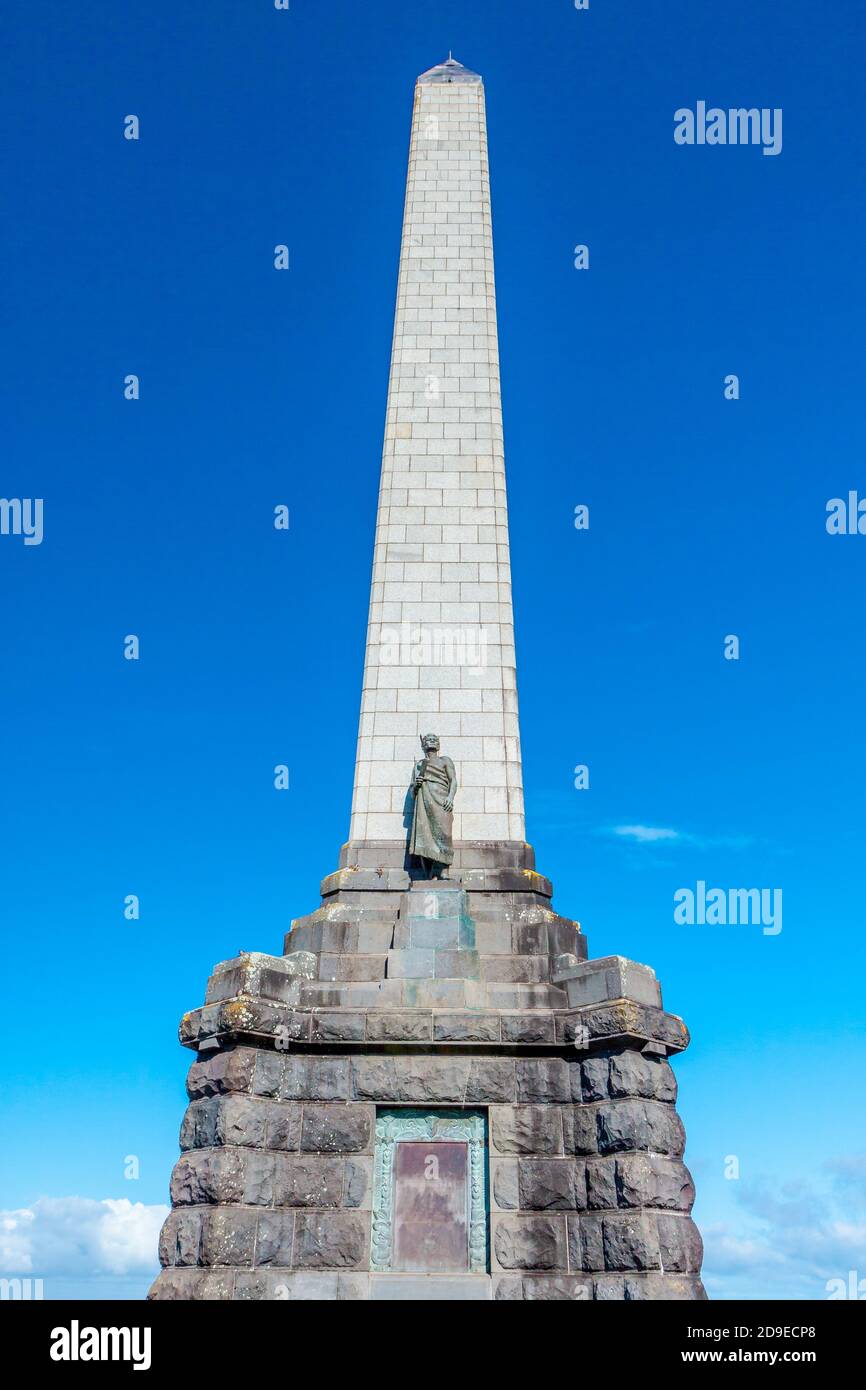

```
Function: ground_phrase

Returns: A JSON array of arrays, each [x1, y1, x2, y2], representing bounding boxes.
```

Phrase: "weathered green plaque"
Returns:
[[371, 1110, 488, 1274]]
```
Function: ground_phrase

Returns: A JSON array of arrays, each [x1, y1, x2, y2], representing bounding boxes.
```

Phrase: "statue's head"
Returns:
[[420, 732, 440, 753]]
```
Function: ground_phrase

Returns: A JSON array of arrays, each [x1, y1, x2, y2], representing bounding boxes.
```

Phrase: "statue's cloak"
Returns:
[[409, 756, 454, 865]]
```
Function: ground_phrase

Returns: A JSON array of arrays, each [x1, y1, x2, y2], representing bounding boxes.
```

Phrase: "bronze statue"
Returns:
[[409, 732, 457, 877]]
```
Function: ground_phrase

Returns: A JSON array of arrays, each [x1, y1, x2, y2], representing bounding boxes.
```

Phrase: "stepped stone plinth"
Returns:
[[152, 834, 703, 1301], [150, 55, 705, 1301]]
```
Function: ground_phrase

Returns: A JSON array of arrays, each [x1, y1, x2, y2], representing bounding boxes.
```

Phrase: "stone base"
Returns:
[[151, 1269, 705, 1302], [151, 845, 705, 1301]]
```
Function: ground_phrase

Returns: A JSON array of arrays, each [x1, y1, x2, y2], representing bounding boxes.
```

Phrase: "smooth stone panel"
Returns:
[[371, 1275, 492, 1301]]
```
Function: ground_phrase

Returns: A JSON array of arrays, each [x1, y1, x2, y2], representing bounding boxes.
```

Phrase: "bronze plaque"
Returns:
[[392, 1140, 469, 1273]]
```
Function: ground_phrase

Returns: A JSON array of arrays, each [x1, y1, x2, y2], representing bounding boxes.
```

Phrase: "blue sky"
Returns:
[[2, 0, 864, 1299]]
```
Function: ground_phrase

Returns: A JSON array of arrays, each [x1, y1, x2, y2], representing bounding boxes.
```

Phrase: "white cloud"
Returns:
[[604, 825, 754, 849], [612, 824, 680, 843], [703, 1165, 866, 1300], [702, 1225, 788, 1273], [0, 1197, 168, 1279]]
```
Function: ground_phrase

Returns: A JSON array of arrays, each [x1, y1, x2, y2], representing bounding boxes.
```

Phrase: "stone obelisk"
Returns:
[[151, 58, 705, 1302], [350, 56, 523, 854]]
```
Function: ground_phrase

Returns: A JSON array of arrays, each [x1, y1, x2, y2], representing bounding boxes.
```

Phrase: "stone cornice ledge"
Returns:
[[179, 995, 690, 1056]]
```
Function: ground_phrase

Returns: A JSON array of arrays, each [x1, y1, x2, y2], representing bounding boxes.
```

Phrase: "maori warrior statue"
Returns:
[[409, 732, 457, 878]]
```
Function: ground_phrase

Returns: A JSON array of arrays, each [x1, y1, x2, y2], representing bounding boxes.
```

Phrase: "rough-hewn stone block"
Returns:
[[274, 1155, 344, 1207], [596, 1099, 685, 1157], [516, 1058, 570, 1104], [500, 1013, 555, 1045], [310, 1012, 366, 1042], [254, 1210, 294, 1267], [263, 1101, 302, 1152], [433, 1012, 499, 1042], [180, 1098, 218, 1151], [585, 1157, 618, 1211], [343, 1157, 373, 1210], [364, 1012, 432, 1042], [491, 1106, 562, 1156], [199, 1209, 257, 1266], [493, 1215, 567, 1271], [242, 1151, 277, 1206], [293, 1213, 369, 1269], [518, 1159, 578, 1211], [282, 1057, 350, 1101], [492, 1159, 518, 1211], [616, 1155, 695, 1211], [609, 1051, 676, 1102], [601, 1212, 660, 1271], [170, 1150, 208, 1206], [171, 1151, 237, 1207], [351, 1056, 470, 1103], [465, 1058, 515, 1103], [561, 1105, 598, 1155], [214, 1096, 269, 1148], [656, 1214, 704, 1272], [568, 1213, 604, 1272], [159, 1210, 202, 1268], [252, 1051, 284, 1097], [300, 1104, 373, 1153], [186, 1047, 256, 1099], [579, 1056, 610, 1101]]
